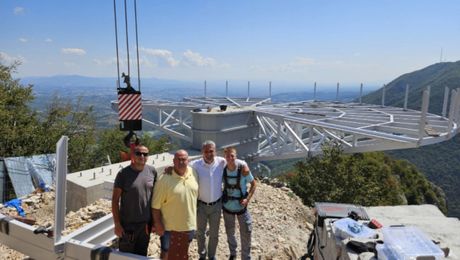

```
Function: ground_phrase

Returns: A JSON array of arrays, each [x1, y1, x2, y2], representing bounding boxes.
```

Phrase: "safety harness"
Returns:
[[222, 164, 247, 215]]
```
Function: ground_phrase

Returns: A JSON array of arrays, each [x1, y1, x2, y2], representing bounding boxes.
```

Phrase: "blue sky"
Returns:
[[1, 0, 460, 86]]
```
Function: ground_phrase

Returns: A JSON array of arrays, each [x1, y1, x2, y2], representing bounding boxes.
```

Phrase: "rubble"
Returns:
[[0, 182, 314, 259]]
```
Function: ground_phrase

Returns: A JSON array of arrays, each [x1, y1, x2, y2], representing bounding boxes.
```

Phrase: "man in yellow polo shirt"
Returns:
[[152, 149, 199, 259]]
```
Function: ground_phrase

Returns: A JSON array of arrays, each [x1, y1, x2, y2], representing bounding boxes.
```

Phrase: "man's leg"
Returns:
[[130, 223, 151, 256], [207, 201, 222, 259], [160, 231, 171, 259], [238, 210, 253, 260], [197, 203, 208, 259], [223, 211, 237, 258], [118, 232, 135, 254]]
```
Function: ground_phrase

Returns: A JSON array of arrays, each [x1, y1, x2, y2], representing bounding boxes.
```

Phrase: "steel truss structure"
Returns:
[[113, 88, 460, 162]]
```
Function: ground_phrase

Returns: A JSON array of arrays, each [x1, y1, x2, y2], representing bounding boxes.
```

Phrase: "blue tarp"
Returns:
[[3, 154, 55, 198], [4, 198, 25, 217]]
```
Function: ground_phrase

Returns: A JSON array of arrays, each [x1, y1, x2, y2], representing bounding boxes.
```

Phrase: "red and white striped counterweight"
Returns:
[[118, 91, 142, 131]]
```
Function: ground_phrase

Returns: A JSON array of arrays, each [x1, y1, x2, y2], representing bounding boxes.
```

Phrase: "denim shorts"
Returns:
[[160, 230, 195, 252]]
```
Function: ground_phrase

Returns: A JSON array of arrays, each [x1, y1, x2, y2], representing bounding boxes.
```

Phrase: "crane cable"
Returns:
[[113, 0, 142, 162], [112, 0, 120, 89], [113, 0, 141, 91]]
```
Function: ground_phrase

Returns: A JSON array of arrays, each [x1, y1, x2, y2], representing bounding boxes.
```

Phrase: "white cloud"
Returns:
[[139, 48, 223, 68], [19, 38, 28, 43], [182, 50, 216, 67], [93, 58, 116, 66], [140, 48, 179, 67], [61, 48, 86, 56], [0, 51, 26, 64], [14, 7, 24, 15], [288, 57, 315, 67], [63, 62, 78, 67], [45, 38, 53, 43]]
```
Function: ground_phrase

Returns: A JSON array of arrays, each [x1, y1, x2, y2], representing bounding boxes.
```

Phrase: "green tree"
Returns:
[[0, 61, 42, 156], [94, 128, 172, 164], [1, 60, 97, 171], [93, 127, 127, 165], [287, 143, 447, 212], [25, 95, 97, 172], [141, 133, 171, 155]]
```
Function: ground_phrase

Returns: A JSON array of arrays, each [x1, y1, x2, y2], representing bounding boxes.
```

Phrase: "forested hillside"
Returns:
[[285, 145, 447, 214], [361, 61, 460, 217], [361, 61, 460, 114]]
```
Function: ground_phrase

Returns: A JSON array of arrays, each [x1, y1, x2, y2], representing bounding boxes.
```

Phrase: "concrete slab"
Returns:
[[66, 152, 175, 212]]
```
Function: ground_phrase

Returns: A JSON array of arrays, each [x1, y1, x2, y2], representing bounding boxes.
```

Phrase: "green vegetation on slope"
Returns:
[[361, 61, 460, 217], [361, 61, 460, 114], [386, 135, 460, 218], [285, 144, 447, 214]]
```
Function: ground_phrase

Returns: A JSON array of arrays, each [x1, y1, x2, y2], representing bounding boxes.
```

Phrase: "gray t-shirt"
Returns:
[[114, 164, 157, 229]]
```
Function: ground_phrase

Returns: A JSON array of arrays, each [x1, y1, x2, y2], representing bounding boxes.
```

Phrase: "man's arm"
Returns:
[[241, 177, 256, 207], [152, 209, 165, 236], [151, 180, 165, 236], [241, 164, 250, 176], [111, 187, 124, 237]]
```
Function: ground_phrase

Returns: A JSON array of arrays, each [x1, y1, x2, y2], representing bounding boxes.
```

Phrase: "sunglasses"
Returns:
[[134, 151, 149, 157]]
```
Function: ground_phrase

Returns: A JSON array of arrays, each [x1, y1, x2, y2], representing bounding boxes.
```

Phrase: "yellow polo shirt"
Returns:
[[152, 166, 199, 231]]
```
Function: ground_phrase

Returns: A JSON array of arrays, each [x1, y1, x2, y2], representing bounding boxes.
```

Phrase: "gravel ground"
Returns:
[[0, 182, 314, 259]]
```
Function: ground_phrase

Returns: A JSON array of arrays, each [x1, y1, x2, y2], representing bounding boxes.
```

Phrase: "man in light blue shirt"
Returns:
[[221, 147, 256, 260]]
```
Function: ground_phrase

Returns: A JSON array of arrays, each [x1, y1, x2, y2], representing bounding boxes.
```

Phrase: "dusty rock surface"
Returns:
[[0, 181, 314, 259]]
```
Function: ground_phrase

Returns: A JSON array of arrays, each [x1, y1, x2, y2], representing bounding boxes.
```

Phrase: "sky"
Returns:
[[1, 0, 460, 86]]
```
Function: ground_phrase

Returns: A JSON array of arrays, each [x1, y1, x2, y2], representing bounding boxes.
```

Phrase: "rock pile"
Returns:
[[0, 182, 314, 259]]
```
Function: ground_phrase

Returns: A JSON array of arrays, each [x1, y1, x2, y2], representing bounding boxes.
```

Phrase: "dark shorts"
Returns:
[[119, 223, 150, 256]]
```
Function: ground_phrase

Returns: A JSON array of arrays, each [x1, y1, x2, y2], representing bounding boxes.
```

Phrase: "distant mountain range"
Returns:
[[362, 61, 460, 218]]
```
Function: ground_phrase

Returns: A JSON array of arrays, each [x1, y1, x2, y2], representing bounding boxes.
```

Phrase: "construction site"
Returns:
[[1, 82, 460, 259], [1, 1, 460, 259]]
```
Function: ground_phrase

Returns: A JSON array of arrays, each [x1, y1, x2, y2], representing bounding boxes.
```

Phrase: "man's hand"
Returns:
[[240, 198, 249, 207], [155, 222, 165, 236], [114, 223, 124, 237]]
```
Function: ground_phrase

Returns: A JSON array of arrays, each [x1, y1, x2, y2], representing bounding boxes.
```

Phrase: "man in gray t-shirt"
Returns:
[[112, 145, 157, 256]]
